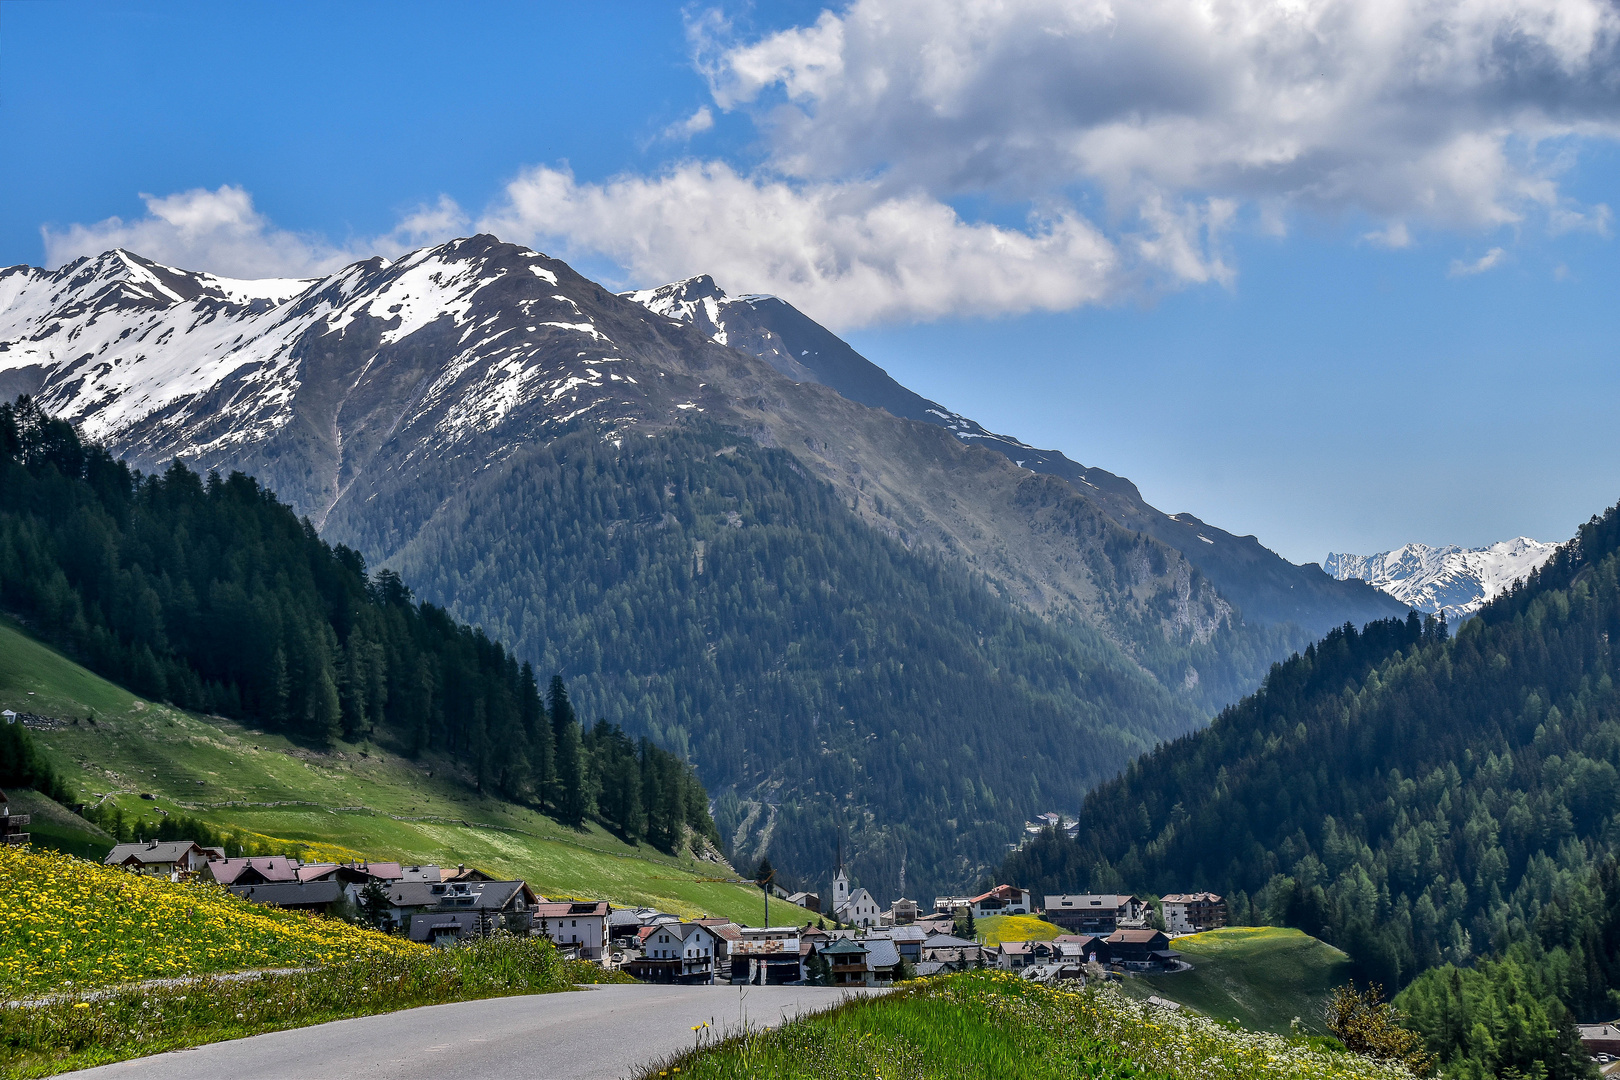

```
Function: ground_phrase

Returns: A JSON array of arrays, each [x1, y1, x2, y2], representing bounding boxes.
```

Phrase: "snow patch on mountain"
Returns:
[[1323, 538, 1557, 621]]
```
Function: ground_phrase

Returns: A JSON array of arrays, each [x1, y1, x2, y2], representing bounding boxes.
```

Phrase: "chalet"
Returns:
[[1044, 894, 1149, 934], [886, 897, 921, 924], [532, 900, 610, 960], [786, 891, 821, 914], [627, 922, 720, 984], [967, 884, 1033, 919], [1052, 934, 1108, 964], [1104, 929, 1180, 970], [423, 879, 540, 937], [1161, 893, 1227, 935], [820, 937, 874, 987], [863, 937, 903, 984], [995, 940, 1059, 971], [921, 932, 984, 966], [879, 925, 928, 961], [0, 789, 28, 847], [105, 840, 212, 878], [729, 926, 804, 985]]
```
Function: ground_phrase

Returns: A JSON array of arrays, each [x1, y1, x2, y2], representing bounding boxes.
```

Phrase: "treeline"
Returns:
[[0, 398, 714, 853], [373, 426, 1213, 903], [1003, 499, 1620, 1075], [0, 720, 72, 806]]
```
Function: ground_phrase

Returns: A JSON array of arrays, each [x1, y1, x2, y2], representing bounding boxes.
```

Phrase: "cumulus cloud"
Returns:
[[1449, 247, 1508, 276], [43, 186, 467, 279], [480, 163, 1119, 327], [662, 105, 716, 140], [702, 0, 1620, 235]]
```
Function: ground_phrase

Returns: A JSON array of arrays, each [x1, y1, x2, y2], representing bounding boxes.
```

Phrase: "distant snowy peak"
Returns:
[[1324, 537, 1558, 620]]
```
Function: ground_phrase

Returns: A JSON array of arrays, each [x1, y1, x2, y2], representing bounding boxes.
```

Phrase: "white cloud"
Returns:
[[480, 163, 1120, 327], [1363, 222, 1413, 250], [1449, 247, 1508, 276], [702, 0, 1620, 235], [42, 186, 467, 279], [662, 106, 716, 140]]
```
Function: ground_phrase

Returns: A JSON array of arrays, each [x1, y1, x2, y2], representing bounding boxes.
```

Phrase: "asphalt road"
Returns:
[[64, 983, 883, 1080]]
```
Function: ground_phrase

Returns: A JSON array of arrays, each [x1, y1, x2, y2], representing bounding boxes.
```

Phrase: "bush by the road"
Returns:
[[1, 934, 573, 1079]]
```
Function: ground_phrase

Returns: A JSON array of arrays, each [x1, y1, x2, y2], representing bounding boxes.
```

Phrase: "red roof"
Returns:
[[969, 884, 1028, 904]]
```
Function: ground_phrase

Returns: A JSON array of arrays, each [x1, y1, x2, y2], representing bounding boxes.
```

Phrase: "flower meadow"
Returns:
[[0, 846, 421, 997], [636, 970, 1419, 1080], [1, 934, 579, 1078]]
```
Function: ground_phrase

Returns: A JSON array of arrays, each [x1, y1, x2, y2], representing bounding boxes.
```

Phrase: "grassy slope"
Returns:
[[3, 788, 112, 861], [976, 913, 1061, 946], [636, 970, 1408, 1080], [1119, 926, 1353, 1035], [0, 617, 791, 925]]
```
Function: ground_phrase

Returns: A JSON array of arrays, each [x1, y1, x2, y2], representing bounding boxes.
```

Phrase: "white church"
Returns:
[[831, 864, 882, 928]]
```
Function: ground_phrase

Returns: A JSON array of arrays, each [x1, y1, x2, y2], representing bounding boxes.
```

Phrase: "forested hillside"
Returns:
[[389, 424, 1215, 902], [1004, 500, 1620, 1075], [0, 397, 715, 853]]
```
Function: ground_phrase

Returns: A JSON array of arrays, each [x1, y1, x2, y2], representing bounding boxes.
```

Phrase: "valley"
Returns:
[[0, 239, 1407, 900]]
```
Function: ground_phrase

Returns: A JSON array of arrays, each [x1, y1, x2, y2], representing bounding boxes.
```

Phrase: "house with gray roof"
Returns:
[[105, 840, 212, 878]]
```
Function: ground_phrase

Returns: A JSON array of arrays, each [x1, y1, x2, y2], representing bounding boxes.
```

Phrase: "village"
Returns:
[[94, 825, 1231, 989]]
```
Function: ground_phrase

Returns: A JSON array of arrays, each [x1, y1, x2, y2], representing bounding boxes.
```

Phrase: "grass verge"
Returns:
[[0, 935, 574, 1079], [1121, 927, 1354, 1035], [635, 970, 1415, 1080]]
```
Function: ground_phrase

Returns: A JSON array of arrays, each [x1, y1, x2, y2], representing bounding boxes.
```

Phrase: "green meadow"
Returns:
[[1121, 926, 1354, 1035], [0, 617, 793, 925]]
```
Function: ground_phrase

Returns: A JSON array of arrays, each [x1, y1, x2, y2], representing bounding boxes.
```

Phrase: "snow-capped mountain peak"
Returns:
[[1324, 537, 1557, 621]]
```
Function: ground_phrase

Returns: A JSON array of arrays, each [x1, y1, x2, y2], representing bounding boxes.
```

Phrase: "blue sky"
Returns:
[[3, 0, 1618, 563]]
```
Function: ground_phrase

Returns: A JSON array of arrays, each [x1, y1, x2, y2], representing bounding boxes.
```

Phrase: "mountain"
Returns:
[[1324, 538, 1557, 622], [1002, 499, 1620, 1075], [0, 237, 1403, 900], [627, 275, 1408, 637]]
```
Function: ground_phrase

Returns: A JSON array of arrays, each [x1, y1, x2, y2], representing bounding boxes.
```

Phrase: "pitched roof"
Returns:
[[1161, 892, 1223, 903], [820, 938, 869, 956], [384, 881, 440, 909], [970, 884, 1027, 904], [533, 901, 609, 918], [231, 880, 344, 907], [206, 856, 300, 885], [1045, 894, 1136, 907], [864, 938, 902, 968], [923, 933, 978, 948], [1108, 929, 1168, 943], [105, 841, 204, 866]]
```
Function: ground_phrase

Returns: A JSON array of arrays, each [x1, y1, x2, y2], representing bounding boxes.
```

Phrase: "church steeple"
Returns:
[[832, 838, 850, 909]]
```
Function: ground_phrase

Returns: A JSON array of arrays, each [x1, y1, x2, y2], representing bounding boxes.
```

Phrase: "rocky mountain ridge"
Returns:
[[627, 274, 1407, 638], [1325, 537, 1557, 622]]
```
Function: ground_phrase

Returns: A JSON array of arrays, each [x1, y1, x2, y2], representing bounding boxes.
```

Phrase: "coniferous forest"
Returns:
[[378, 424, 1239, 902], [1004, 501, 1620, 1077], [0, 398, 715, 853]]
